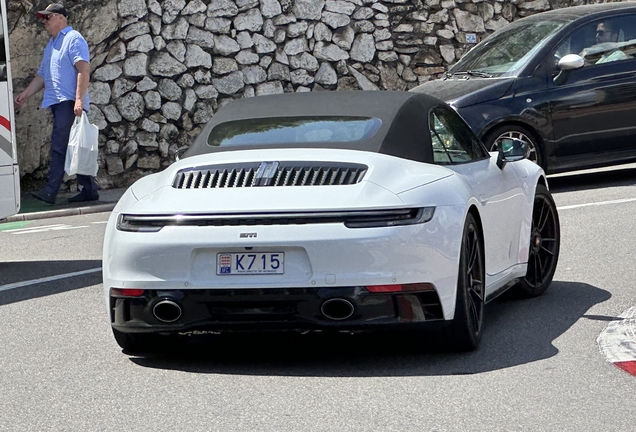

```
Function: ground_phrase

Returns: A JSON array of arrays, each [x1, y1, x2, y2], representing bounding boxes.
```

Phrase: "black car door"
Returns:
[[547, 14, 636, 170]]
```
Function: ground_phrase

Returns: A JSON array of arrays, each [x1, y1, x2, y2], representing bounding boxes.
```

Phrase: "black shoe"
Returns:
[[31, 190, 56, 204], [68, 191, 99, 203]]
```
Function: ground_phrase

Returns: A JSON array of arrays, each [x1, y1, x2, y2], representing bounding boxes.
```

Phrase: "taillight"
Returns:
[[117, 214, 164, 232], [366, 283, 434, 293]]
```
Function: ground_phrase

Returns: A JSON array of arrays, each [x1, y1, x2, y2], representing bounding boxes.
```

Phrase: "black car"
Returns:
[[411, 2, 636, 174]]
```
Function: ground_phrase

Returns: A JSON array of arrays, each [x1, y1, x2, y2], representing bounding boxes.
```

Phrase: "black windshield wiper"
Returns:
[[442, 71, 454, 80], [445, 70, 493, 79], [466, 70, 493, 78]]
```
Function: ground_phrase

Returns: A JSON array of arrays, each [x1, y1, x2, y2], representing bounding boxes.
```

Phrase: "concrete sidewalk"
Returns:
[[3, 187, 126, 222]]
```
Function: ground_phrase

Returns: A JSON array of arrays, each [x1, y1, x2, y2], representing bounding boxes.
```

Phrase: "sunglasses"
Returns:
[[40, 13, 59, 21]]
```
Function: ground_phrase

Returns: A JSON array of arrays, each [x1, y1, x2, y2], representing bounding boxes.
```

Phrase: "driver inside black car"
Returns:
[[581, 20, 629, 64]]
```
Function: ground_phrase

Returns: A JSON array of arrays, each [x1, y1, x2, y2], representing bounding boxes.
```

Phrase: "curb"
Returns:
[[4, 203, 116, 222], [597, 306, 636, 377]]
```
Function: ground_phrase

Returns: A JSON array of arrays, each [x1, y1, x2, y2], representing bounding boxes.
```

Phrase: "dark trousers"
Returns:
[[42, 101, 98, 198]]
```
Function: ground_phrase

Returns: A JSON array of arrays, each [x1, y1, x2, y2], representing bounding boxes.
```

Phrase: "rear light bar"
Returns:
[[116, 207, 435, 232], [366, 283, 435, 293]]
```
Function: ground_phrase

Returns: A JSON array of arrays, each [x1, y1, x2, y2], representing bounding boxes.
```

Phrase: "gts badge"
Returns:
[[240, 232, 257, 238]]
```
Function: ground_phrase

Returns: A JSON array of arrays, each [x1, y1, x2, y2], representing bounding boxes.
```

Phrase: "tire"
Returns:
[[112, 328, 179, 355], [484, 125, 543, 168], [443, 213, 485, 351], [514, 184, 560, 297]]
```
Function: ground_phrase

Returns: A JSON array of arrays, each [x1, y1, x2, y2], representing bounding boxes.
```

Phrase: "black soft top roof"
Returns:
[[185, 91, 446, 164]]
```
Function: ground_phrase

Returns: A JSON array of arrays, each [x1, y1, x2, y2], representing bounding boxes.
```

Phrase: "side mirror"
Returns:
[[496, 138, 527, 169], [558, 54, 585, 71], [554, 54, 584, 85]]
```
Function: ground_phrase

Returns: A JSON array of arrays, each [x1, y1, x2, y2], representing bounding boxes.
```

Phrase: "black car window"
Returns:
[[449, 18, 568, 77], [430, 108, 489, 165], [556, 15, 636, 65], [207, 116, 382, 147]]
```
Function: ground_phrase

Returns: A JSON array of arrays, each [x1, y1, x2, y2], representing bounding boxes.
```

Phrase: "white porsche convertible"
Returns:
[[103, 91, 560, 353]]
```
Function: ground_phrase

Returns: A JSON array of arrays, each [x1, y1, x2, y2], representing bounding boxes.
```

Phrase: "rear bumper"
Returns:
[[103, 206, 465, 321], [110, 287, 445, 334]]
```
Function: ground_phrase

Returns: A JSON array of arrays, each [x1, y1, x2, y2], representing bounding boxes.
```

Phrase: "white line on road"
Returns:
[[0, 268, 102, 293], [1, 224, 66, 233], [557, 197, 636, 210], [4, 225, 90, 234]]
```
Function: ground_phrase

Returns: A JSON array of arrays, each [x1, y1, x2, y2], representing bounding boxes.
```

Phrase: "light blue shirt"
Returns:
[[596, 49, 629, 64], [38, 26, 90, 111]]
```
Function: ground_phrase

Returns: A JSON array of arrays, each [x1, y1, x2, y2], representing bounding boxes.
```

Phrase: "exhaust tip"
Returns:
[[321, 298, 355, 321], [153, 300, 182, 323]]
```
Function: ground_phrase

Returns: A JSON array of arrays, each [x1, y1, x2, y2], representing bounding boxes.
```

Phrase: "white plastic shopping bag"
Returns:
[[64, 112, 99, 176]]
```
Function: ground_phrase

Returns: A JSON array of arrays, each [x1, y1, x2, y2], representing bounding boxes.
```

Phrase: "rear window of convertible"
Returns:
[[207, 116, 382, 147]]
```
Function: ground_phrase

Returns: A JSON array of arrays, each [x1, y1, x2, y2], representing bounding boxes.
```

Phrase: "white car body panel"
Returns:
[[126, 149, 457, 213], [103, 147, 544, 321], [446, 156, 528, 276]]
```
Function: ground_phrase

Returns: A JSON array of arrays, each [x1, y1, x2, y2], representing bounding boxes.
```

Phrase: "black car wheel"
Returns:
[[515, 184, 560, 297], [444, 213, 485, 351], [485, 125, 542, 168]]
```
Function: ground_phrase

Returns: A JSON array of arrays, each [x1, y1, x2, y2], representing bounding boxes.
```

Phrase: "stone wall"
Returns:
[[7, 0, 596, 191]]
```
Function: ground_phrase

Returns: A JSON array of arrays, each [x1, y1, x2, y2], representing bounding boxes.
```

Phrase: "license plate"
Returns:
[[217, 252, 284, 275]]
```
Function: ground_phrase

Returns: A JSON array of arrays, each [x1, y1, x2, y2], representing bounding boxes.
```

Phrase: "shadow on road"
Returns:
[[0, 260, 102, 306], [130, 281, 610, 376], [549, 165, 636, 193]]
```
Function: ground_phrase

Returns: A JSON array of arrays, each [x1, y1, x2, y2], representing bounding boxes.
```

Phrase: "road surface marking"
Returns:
[[0, 221, 33, 232], [1, 224, 66, 232], [558, 197, 636, 210], [2, 224, 89, 234], [0, 268, 102, 293], [597, 306, 636, 376]]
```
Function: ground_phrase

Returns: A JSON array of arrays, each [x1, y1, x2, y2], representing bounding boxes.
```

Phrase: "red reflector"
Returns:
[[367, 284, 403, 293], [366, 283, 435, 293], [111, 288, 145, 297]]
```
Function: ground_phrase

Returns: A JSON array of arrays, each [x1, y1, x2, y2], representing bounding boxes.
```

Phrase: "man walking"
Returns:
[[14, 3, 98, 204]]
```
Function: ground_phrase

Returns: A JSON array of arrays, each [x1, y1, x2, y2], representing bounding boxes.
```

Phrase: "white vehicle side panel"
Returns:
[[448, 156, 528, 276]]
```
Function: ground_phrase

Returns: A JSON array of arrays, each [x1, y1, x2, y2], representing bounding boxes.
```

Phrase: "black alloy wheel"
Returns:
[[444, 213, 485, 351], [515, 184, 560, 297], [486, 125, 542, 168]]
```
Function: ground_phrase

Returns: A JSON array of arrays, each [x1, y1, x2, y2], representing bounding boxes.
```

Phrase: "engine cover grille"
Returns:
[[172, 161, 368, 189]]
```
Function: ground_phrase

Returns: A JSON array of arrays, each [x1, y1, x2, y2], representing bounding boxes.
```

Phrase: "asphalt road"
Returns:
[[1, 165, 636, 431]]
